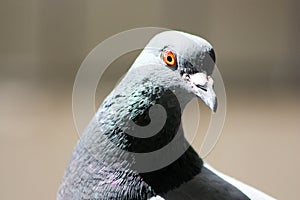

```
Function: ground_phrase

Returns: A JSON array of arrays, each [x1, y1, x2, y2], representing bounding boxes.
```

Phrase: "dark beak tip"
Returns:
[[213, 98, 218, 113]]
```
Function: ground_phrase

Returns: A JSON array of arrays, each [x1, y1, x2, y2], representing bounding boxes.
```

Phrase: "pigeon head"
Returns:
[[129, 31, 217, 112]]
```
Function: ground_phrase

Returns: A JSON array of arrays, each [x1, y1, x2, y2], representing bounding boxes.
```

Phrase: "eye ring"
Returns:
[[163, 51, 177, 67]]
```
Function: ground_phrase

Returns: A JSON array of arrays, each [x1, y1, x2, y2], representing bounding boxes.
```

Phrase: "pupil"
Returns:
[[167, 56, 173, 62]]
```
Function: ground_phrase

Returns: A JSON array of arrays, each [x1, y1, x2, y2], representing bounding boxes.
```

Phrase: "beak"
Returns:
[[183, 72, 217, 112]]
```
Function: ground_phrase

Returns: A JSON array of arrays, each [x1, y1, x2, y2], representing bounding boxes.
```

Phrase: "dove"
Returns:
[[58, 31, 275, 200]]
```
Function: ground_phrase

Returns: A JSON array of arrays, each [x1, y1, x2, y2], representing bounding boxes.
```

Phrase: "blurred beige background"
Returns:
[[0, 0, 299, 199]]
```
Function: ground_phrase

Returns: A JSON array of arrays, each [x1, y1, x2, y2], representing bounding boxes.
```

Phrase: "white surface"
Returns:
[[149, 195, 165, 200]]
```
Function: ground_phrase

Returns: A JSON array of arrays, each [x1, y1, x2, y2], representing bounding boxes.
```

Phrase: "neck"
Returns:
[[140, 146, 203, 195], [95, 74, 203, 194]]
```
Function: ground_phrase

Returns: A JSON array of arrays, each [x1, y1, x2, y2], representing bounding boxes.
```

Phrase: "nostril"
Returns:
[[182, 73, 190, 81]]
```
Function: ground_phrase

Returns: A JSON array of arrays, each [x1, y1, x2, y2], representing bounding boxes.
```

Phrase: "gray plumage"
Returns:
[[57, 31, 251, 200]]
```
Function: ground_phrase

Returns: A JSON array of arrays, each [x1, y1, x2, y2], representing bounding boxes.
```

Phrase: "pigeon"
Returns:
[[57, 31, 276, 200]]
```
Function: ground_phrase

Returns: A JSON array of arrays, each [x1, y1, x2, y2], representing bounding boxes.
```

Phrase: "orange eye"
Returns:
[[163, 51, 177, 67]]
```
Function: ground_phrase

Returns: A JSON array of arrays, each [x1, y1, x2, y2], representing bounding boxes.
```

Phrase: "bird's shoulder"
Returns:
[[203, 163, 276, 200], [165, 163, 250, 200], [164, 163, 276, 200]]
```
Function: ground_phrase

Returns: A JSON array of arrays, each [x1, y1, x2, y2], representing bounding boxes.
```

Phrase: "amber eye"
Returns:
[[163, 51, 177, 67]]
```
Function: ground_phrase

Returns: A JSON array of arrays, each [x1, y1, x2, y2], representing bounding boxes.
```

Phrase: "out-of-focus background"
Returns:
[[1, 0, 299, 199]]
